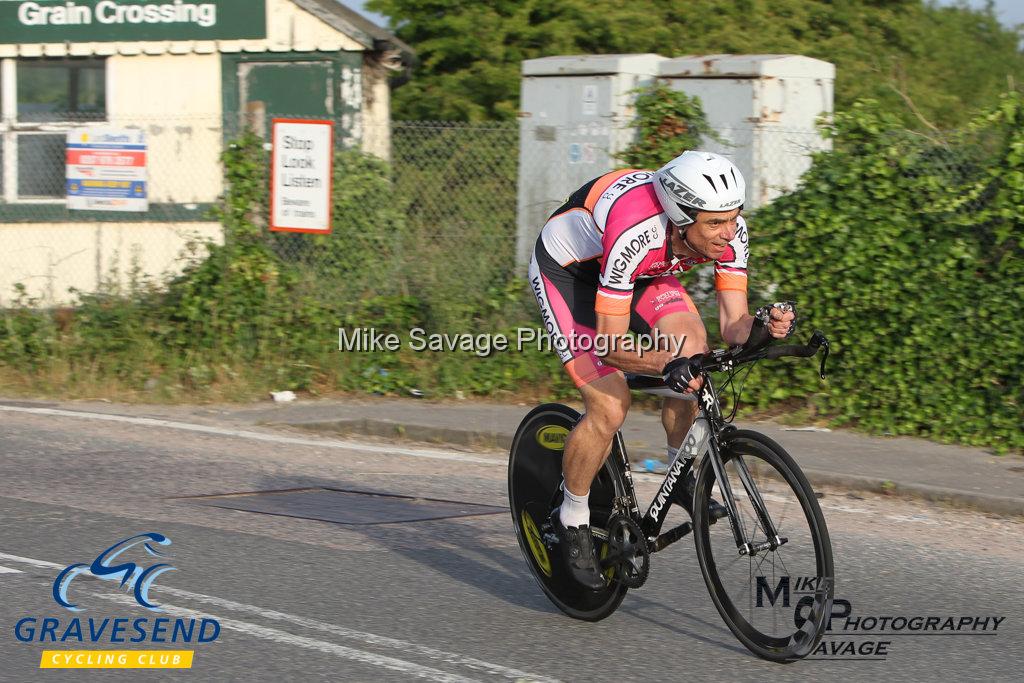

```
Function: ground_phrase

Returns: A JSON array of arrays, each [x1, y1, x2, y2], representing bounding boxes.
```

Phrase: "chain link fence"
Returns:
[[1, 113, 839, 318], [243, 118, 524, 329]]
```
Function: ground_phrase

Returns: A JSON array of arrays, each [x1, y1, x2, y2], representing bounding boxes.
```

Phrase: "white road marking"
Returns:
[[91, 592, 482, 683], [0, 405, 501, 466], [0, 405, 915, 522], [0, 565, 22, 574], [0, 552, 561, 683], [820, 503, 872, 514], [0, 552, 60, 570], [759, 492, 870, 515], [707, 486, 872, 516], [155, 585, 561, 682]]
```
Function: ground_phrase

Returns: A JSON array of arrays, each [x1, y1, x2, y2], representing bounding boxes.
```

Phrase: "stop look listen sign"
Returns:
[[270, 119, 334, 233]]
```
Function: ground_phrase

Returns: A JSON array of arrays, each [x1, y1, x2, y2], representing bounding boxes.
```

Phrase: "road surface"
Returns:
[[0, 405, 1020, 681]]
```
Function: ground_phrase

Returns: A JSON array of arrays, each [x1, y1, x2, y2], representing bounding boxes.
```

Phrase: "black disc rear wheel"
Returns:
[[508, 404, 628, 621]]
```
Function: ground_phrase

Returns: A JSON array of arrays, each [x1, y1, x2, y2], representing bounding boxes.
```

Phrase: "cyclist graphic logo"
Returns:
[[52, 533, 175, 613]]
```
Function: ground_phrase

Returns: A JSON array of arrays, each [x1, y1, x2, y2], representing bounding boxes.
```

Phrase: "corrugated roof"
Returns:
[[295, 0, 414, 59]]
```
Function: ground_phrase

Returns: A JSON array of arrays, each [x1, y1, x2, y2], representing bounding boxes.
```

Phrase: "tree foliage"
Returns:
[[369, 0, 1024, 128]]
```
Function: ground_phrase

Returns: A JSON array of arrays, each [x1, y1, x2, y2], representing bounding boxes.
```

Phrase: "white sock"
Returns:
[[559, 484, 590, 528], [667, 445, 680, 465]]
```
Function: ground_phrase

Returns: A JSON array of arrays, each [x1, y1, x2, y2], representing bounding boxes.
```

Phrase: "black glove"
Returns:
[[662, 357, 700, 393]]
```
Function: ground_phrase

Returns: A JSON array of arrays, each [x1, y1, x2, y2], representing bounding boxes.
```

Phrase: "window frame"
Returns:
[[0, 56, 109, 204]]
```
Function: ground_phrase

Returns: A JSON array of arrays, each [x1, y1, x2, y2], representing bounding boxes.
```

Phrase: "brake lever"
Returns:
[[809, 330, 830, 379]]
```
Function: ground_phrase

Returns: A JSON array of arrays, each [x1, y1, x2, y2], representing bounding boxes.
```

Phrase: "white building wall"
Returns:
[[107, 52, 224, 203], [0, 222, 222, 306], [361, 61, 392, 160]]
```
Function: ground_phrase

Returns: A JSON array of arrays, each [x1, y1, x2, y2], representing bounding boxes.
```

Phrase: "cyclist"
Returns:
[[528, 151, 796, 589]]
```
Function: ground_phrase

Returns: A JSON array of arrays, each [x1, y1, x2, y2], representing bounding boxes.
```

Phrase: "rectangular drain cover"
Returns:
[[184, 488, 507, 525]]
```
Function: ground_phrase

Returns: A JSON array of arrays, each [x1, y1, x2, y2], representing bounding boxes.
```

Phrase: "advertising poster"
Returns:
[[66, 128, 147, 212]]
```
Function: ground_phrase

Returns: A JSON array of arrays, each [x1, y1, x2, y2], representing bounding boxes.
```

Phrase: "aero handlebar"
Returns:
[[692, 322, 831, 380]]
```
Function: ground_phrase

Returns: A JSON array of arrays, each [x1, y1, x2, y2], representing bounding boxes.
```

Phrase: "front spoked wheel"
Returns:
[[693, 430, 834, 662]]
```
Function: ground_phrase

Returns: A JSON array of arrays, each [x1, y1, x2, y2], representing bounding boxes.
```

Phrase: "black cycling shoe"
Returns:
[[550, 511, 607, 591], [672, 470, 730, 521]]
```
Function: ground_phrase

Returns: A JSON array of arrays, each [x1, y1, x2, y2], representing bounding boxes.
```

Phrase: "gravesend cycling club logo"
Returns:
[[53, 533, 175, 612], [13, 532, 220, 670]]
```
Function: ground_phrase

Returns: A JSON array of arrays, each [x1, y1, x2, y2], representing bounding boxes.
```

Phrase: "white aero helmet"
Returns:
[[653, 151, 745, 226]]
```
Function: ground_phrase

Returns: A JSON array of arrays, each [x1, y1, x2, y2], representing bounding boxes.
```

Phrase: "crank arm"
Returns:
[[651, 521, 693, 552], [599, 551, 631, 569]]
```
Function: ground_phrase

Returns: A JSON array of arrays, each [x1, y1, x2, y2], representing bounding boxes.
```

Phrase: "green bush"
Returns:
[[270, 149, 410, 303], [745, 95, 1024, 451], [0, 285, 59, 372]]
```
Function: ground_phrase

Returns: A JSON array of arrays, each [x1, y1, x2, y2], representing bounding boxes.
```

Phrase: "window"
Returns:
[[18, 58, 106, 122], [0, 57, 107, 202], [17, 133, 67, 197]]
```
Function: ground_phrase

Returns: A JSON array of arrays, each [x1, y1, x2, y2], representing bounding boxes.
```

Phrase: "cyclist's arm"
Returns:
[[592, 182, 672, 373], [715, 217, 752, 345], [718, 289, 755, 346], [719, 289, 797, 342], [594, 310, 674, 375]]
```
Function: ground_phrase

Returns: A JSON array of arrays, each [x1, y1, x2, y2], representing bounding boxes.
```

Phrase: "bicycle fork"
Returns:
[[705, 436, 788, 556]]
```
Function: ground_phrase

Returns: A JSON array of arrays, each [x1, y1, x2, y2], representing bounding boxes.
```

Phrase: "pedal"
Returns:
[[540, 523, 559, 547]]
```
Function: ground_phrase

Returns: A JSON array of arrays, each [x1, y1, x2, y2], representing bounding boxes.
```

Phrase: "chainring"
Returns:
[[601, 514, 650, 589]]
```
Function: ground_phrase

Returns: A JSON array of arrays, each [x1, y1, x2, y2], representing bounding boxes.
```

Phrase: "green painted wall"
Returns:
[[221, 52, 363, 143]]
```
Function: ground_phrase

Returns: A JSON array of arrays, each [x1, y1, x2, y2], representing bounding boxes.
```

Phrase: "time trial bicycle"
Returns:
[[508, 313, 834, 661]]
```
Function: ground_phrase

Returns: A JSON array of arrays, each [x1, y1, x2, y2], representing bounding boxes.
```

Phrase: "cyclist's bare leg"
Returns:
[[653, 311, 709, 449], [663, 396, 698, 451], [562, 372, 630, 499]]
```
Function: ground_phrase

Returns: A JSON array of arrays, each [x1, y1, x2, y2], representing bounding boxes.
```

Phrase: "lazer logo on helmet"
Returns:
[[659, 171, 707, 208]]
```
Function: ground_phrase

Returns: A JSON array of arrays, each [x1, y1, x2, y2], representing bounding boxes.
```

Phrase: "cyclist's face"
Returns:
[[681, 208, 741, 259]]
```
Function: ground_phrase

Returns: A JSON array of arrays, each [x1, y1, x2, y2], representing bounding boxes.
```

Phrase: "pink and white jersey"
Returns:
[[538, 169, 748, 317]]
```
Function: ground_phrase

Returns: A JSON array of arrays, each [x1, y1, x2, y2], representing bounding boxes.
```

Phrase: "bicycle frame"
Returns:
[[611, 371, 785, 556]]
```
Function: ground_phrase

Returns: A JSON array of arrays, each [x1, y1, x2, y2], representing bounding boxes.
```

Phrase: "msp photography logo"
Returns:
[[755, 574, 1008, 661], [13, 532, 220, 670]]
